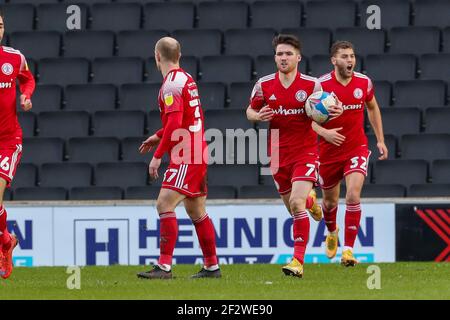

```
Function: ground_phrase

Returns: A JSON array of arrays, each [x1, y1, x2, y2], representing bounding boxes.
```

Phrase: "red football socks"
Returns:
[[158, 211, 178, 266], [193, 214, 218, 267], [292, 210, 310, 264], [344, 203, 362, 249], [322, 204, 338, 233]]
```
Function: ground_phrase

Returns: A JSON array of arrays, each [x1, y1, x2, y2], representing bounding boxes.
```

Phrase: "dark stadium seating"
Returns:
[[144, 3, 195, 31], [228, 82, 253, 109], [125, 186, 161, 200], [40, 163, 92, 188], [431, 160, 450, 184], [334, 28, 386, 55], [64, 31, 115, 59], [67, 137, 120, 164], [117, 30, 169, 58], [119, 83, 160, 112], [197, 2, 248, 30], [360, 0, 411, 29], [36, 4, 88, 32], [38, 58, 90, 85], [360, 184, 406, 198], [239, 185, 279, 199], [11, 163, 37, 189], [93, 111, 146, 138], [145, 56, 198, 82], [204, 109, 254, 133], [224, 29, 276, 57], [389, 27, 440, 55], [14, 187, 67, 201], [69, 187, 123, 200], [373, 160, 428, 187], [305, 1, 356, 28], [208, 164, 259, 187], [21, 138, 65, 165], [38, 111, 90, 138], [0, 4, 35, 33], [394, 80, 446, 108], [92, 58, 143, 85], [3, 189, 12, 201], [414, 0, 450, 28], [172, 29, 222, 57], [372, 80, 392, 107], [95, 162, 148, 188], [400, 134, 450, 161], [200, 56, 252, 83], [364, 54, 416, 82], [424, 108, 450, 134], [443, 28, 450, 53], [409, 184, 450, 197], [30, 85, 62, 112], [9, 31, 61, 60], [207, 186, 237, 199], [281, 28, 331, 56], [250, 2, 302, 30], [91, 3, 141, 32], [197, 82, 226, 110], [65, 84, 117, 112], [377, 107, 421, 137], [419, 54, 450, 81], [17, 112, 35, 137], [121, 137, 153, 163]]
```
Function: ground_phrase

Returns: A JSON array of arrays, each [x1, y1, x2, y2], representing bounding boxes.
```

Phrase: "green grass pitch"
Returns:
[[0, 262, 449, 300]]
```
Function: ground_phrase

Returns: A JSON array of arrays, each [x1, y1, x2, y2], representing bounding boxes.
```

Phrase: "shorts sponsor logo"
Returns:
[[295, 90, 307, 102], [2, 63, 13, 75]]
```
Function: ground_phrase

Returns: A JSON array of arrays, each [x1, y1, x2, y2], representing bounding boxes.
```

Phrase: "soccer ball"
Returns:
[[304, 91, 337, 124]]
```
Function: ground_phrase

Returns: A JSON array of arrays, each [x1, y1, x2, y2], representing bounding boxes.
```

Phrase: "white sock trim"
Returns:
[[204, 264, 219, 271]]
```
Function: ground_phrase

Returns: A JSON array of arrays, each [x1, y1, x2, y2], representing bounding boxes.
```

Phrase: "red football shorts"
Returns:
[[319, 147, 371, 190], [0, 143, 22, 188], [272, 155, 319, 195], [161, 162, 207, 198]]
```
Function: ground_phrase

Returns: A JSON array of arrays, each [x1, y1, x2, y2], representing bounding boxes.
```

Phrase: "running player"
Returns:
[[246, 34, 343, 278], [313, 41, 388, 266]]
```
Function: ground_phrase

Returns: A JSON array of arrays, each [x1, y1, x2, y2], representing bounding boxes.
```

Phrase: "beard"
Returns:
[[337, 64, 353, 79]]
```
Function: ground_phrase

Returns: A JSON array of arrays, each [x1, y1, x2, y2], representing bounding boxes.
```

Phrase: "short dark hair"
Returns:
[[0, 10, 3, 19], [272, 34, 302, 53], [330, 40, 354, 57]]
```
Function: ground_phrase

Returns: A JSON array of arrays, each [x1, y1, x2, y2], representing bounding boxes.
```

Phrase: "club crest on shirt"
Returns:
[[295, 90, 307, 102], [164, 93, 174, 106], [1, 63, 13, 76], [353, 88, 363, 99]]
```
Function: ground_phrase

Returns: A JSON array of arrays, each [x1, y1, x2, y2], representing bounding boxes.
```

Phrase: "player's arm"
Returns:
[[246, 79, 273, 123], [366, 96, 388, 160], [311, 121, 346, 147], [139, 128, 163, 154], [246, 105, 274, 122], [17, 54, 35, 112]]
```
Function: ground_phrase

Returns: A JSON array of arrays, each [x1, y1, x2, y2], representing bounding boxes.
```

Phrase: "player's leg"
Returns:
[[322, 185, 340, 259], [184, 196, 220, 278], [281, 180, 314, 278], [341, 172, 365, 267], [137, 188, 185, 280], [0, 145, 21, 279]]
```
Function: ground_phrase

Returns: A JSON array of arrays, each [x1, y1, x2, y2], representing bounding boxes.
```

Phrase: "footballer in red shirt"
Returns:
[[312, 41, 388, 266], [137, 37, 219, 280], [0, 11, 35, 279], [247, 34, 343, 278]]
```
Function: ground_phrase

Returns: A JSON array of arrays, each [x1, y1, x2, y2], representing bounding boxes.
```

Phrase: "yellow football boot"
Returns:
[[282, 257, 304, 278], [325, 226, 339, 259], [341, 249, 358, 267], [307, 189, 323, 221]]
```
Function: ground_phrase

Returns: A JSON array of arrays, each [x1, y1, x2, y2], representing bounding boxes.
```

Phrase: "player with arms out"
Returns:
[[313, 41, 388, 266], [0, 11, 35, 279], [246, 34, 343, 278], [137, 37, 220, 279]]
